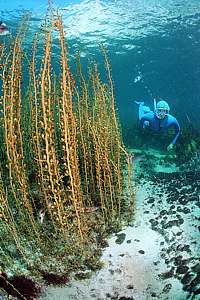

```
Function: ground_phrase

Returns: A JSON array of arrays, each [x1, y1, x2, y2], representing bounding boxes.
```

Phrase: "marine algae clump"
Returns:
[[0, 14, 134, 298]]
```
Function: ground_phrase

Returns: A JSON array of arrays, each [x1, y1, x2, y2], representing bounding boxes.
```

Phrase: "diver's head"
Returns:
[[155, 100, 170, 119]]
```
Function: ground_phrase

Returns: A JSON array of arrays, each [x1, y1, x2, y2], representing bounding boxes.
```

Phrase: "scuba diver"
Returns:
[[135, 99, 180, 151]]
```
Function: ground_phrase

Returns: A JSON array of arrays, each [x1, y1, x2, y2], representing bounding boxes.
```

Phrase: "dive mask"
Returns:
[[155, 108, 168, 119]]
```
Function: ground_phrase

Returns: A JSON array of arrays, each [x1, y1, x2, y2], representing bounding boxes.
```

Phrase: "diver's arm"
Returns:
[[140, 116, 150, 129], [167, 119, 180, 150]]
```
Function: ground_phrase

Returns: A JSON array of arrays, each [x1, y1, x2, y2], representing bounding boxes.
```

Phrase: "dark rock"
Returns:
[[147, 197, 155, 204], [178, 195, 190, 205], [177, 218, 184, 225], [161, 252, 167, 259], [177, 206, 182, 212], [150, 292, 158, 297], [106, 293, 112, 298], [176, 213, 184, 220], [184, 274, 200, 295], [181, 272, 194, 285], [176, 244, 191, 253], [190, 273, 200, 289], [190, 195, 199, 202], [163, 283, 172, 293], [182, 207, 191, 214], [181, 259, 190, 265], [126, 284, 134, 289], [115, 233, 126, 244], [174, 255, 183, 265], [138, 250, 145, 254], [176, 231, 182, 236], [151, 226, 158, 231], [159, 267, 175, 279], [191, 263, 200, 273], [157, 193, 163, 197], [195, 201, 200, 208], [193, 287, 200, 297], [165, 259, 170, 265], [171, 210, 177, 215], [176, 265, 189, 275], [160, 210, 167, 216], [162, 219, 180, 229], [149, 219, 158, 227], [170, 205, 176, 210]]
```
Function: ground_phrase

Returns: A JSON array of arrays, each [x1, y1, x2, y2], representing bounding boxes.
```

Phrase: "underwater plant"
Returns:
[[0, 13, 134, 299], [173, 124, 200, 172]]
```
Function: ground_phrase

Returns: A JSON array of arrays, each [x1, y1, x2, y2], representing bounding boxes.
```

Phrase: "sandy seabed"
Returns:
[[39, 169, 200, 300]]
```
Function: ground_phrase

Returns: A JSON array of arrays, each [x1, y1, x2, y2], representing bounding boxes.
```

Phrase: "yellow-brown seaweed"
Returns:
[[0, 13, 134, 297]]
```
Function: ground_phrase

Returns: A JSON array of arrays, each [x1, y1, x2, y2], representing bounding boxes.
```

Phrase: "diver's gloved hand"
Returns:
[[143, 120, 149, 128], [167, 143, 174, 151]]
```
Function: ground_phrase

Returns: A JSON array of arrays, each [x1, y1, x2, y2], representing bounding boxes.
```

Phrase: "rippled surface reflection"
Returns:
[[0, 0, 200, 126], [1, 0, 200, 45]]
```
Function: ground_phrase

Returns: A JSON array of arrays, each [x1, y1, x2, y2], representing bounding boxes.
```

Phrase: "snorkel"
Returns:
[[154, 99, 157, 112]]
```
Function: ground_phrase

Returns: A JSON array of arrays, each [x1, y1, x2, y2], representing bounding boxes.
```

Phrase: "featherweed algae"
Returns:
[[0, 15, 134, 299]]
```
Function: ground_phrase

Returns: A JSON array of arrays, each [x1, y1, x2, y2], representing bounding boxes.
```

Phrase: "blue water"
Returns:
[[1, 0, 200, 135], [0, 2, 200, 299]]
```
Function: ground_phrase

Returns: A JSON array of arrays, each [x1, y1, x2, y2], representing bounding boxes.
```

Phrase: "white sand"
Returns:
[[39, 180, 193, 300]]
